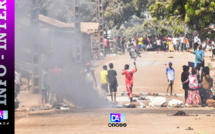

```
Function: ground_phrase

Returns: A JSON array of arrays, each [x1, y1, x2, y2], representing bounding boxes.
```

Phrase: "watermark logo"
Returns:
[[109, 113, 126, 127], [0, 110, 8, 120]]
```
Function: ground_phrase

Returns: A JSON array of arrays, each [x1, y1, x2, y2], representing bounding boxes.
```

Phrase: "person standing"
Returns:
[[104, 37, 108, 57], [181, 65, 189, 102], [201, 67, 213, 107], [204, 37, 210, 51], [143, 35, 148, 51], [137, 35, 143, 50], [117, 36, 121, 51], [163, 36, 168, 51], [188, 34, 193, 49], [180, 35, 184, 51], [41, 68, 48, 105], [166, 62, 175, 96], [168, 35, 174, 52], [107, 63, 118, 103], [100, 65, 108, 94], [210, 40, 215, 58], [151, 34, 156, 48], [194, 34, 199, 51], [182, 68, 202, 106], [193, 45, 205, 65], [184, 35, 189, 51], [193, 45, 205, 82], [128, 38, 135, 59], [156, 36, 162, 52], [121, 36, 126, 54], [172, 35, 177, 51], [85, 63, 97, 87], [122, 62, 137, 103]]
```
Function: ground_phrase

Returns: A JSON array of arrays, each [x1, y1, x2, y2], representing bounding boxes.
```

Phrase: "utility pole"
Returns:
[[74, 0, 82, 63], [98, 0, 104, 57], [30, 0, 40, 94]]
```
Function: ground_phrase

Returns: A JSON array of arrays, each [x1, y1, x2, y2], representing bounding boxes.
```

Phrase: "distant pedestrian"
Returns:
[[137, 35, 143, 50], [184, 35, 189, 51], [121, 36, 126, 54], [100, 65, 108, 94], [104, 37, 108, 57], [166, 62, 175, 96], [41, 68, 48, 105], [85, 63, 97, 87], [194, 34, 199, 51], [210, 40, 215, 58], [180, 35, 184, 51], [156, 37, 162, 52], [128, 38, 135, 59], [122, 62, 137, 103], [172, 35, 177, 51], [107, 63, 118, 103]]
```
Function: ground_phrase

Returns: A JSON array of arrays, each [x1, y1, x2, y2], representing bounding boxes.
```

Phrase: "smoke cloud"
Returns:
[[15, 0, 110, 109]]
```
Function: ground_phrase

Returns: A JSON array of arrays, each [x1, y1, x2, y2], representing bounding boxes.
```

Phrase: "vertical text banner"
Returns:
[[0, 0, 14, 133]]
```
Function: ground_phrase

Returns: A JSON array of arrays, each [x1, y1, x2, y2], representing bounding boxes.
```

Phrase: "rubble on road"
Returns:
[[112, 103, 123, 108], [173, 111, 187, 116], [206, 99, 215, 107], [138, 96, 146, 100], [123, 102, 146, 108], [123, 103, 136, 108], [133, 94, 140, 97], [59, 106, 70, 110], [161, 102, 167, 107], [168, 99, 183, 108], [185, 127, 193, 130], [147, 97, 166, 107], [121, 93, 127, 96]]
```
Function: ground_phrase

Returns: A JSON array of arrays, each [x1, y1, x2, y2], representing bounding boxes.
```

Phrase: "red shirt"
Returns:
[[122, 69, 136, 84]]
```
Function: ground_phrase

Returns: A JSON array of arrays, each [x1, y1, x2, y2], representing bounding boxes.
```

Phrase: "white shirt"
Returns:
[[194, 36, 198, 43], [180, 37, 184, 43], [212, 41, 215, 49], [157, 39, 161, 46], [198, 38, 201, 45], [172, 37, 177, 44]]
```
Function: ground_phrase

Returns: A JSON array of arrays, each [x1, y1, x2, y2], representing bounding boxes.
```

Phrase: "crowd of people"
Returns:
[[111, 33, 215, 57], [113, 34, 194, 54], [37, 33, 215, 107], [165, 44, 214, 107], [99, 33, 215, 107]]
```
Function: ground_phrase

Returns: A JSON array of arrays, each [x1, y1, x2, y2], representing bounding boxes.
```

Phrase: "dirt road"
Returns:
[[15, 108, 215, 134], [15, 51, 215, 134]]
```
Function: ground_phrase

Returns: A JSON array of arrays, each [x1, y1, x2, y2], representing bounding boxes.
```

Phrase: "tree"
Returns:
[[103, 0, 136, 30], [15, 0, 97, 23], [150, 0, 215, 39]]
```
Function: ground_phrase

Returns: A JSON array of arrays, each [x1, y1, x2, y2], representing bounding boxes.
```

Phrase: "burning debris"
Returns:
[[173, 111, 187, 116]]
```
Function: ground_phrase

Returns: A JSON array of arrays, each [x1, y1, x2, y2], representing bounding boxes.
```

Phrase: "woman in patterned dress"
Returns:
[[182, 68, 202, 106]]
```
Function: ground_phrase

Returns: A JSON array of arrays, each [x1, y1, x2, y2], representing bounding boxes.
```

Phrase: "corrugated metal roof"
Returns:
[[39, 14, 99, 34]]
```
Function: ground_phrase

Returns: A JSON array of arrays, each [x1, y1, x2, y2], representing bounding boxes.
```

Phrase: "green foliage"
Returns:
[[162, 0, 215, 39], [111, 16, 177, 38]]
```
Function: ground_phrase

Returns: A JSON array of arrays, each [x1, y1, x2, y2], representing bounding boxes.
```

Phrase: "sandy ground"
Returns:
[[15, 51, 215, 134]]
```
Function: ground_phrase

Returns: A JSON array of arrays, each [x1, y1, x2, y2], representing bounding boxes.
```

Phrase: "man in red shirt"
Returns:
[[122, 62, 137, 102]]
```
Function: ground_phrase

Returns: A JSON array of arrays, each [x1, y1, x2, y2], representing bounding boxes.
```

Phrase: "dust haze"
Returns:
[[15, 0, 110, 109]]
